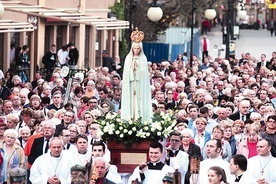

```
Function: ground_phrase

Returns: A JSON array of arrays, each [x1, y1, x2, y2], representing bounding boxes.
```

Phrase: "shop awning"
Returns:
[[0, 19, 34, 33], [2, 1, 129, 30]]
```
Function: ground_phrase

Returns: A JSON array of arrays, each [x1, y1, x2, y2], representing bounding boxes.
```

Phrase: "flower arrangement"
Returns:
[[97, 111, 177, 148]]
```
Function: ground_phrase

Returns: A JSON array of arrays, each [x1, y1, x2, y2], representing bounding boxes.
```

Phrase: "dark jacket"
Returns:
[[68, 48, 79, 65], [0, 86, 11, 100], [42, 51, 57, 69]]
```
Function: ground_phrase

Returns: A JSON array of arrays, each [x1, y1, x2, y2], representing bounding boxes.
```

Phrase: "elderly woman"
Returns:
[[75, 120, 87, 135], [68, 124, 80, 144], [24, 95, 42, 110], [232, 120, 245, 143], [6, 114, 20, 129], [180, 128, 202, 184], [0, 129, 25, 183], [236, 123, 260, 159], [85, 80, 98, 98], [11, 75, 22, 87]]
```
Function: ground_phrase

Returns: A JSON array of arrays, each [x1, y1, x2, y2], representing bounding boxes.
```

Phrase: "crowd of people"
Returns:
[[0, 35, 275, 184]]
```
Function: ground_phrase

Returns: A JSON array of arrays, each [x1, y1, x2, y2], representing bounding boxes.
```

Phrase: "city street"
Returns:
[[205, 26, 275, 60]]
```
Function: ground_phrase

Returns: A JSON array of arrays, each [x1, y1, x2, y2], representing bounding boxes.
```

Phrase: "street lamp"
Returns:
[[205, 9, 216, 20], [147, 0, 163, 22], [205, 0, 234, 59], [190, 0, 196, 68], [0, 2, 5, 18]]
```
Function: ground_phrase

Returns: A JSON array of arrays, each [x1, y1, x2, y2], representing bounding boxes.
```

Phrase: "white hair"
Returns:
[[181, 128, 194, 138], [94, 157, 108, 168], [4, 129, 19, 139], [19, 126, 31, 136]]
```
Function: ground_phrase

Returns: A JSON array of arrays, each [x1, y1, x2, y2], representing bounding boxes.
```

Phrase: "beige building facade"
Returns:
[[1, 0, 128, 80]]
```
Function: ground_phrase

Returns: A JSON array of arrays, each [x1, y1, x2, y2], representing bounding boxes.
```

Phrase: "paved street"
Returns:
[[205, 26, 275, 60]]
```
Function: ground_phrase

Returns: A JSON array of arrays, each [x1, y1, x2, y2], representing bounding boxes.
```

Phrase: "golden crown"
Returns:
[[131, 27, 144, 43]]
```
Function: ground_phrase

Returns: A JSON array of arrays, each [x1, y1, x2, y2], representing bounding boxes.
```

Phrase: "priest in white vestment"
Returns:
[[128, 142, 174, 184], [30, 137, 75, 184], [247, 139, 276, 184], [72, 134, 92, 167], [197, 139, 232, 184]]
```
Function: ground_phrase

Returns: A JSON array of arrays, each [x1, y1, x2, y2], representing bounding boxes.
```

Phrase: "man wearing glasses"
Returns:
[[165, 131, 189, 184], [58, 128, 77, 152], [260, 115, 276, 157], [55, 109, 75, 135], [46, 90, 63, 111], [86, 96, 105, 115]]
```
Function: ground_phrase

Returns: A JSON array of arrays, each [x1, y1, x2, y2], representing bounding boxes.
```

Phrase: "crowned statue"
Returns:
[[121, 28, 153, 122]]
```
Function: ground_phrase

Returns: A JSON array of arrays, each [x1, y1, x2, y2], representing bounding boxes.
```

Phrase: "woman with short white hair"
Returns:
[[180, 128, 202, 184], [0, 129, 25, 183]]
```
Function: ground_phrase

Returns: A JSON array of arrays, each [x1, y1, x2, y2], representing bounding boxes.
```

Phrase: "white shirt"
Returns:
[[57, 49, 69, 65], [247, 154, 276, 183], [30, 151, 74, 184]]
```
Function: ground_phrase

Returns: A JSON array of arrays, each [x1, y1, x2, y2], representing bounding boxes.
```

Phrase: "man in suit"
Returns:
[[28, 120, 55, 166], [229, 154, 255, 183], [91, 157, 116, 184], [257, 54, 271, 69], [229, 98, 251, 121]]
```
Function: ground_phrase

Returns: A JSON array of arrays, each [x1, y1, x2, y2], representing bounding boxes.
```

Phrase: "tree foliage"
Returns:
[[123, 0, 208, 41], [110, 0, 209, 44]]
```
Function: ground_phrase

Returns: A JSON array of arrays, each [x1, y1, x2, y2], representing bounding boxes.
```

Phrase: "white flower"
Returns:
[[128, 131, 133, 135], [119, 126, 123, 130], [128, 120, 133, 125], [120, 134, 124, 138], [115, 130, 120, 135], [106, 113, 112, 119], [132, 127, 137, 131], [146, 132, 150, 137], [157, 132, 161, 136], [103, 127, 109, 133], [123, 129, 128, 133], [108, 129, 113, 135], [157, 126, 162, 131], [144, 121, 148, 125], [143, 127, 149, 131]]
